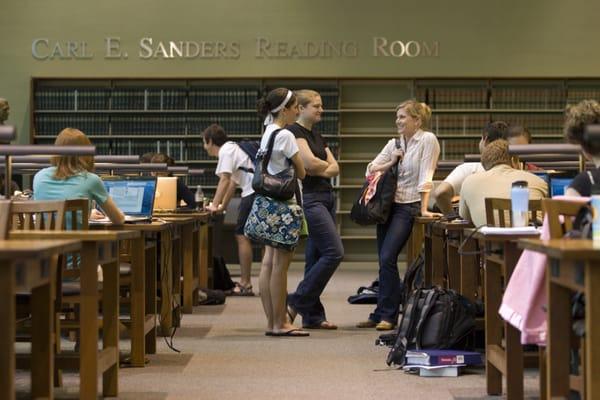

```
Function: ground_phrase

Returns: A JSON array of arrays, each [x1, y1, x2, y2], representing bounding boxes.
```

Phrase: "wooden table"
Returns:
[[519, 239, 600, 399], [91, 221, 174, 366], [407, 216, 438, 267], [475, 231, 541, 400], [10, 230, 138, 398], [0, 239, 81, 400]]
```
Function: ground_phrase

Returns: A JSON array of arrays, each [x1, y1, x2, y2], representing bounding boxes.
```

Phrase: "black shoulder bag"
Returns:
[[251, 129, 298, 201]]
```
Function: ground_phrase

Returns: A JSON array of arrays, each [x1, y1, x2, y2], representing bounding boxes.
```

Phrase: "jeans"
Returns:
[[369, 202, 419, 324], [288, 191, 344, 326]]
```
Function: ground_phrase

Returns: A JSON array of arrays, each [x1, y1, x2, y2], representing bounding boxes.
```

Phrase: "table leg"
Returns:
[[0, 261, 16, 400], [130, 236, 146, 367], [102, 258, 119, 396], [182, 224, 194, 313], [31, 260, 54, 399], [160, 230, 173, 336], [431, 229, 445, 286], [460, 235, 479, 302], [199, 223, 210, 288], [79, 243, 99, 398], [485, 259, 503, 395], [585, 261, 600, 398], [145, 238, 157, 355], [547, 261, 571, 398], [504, 243, 523, 400]]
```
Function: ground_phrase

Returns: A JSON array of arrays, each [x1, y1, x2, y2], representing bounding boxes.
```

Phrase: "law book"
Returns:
[[403, 364, 466, 377], [405, 349, 482, 366]]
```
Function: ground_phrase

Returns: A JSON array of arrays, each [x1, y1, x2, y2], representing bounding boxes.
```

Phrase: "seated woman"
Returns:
[[150, 153, 196, 209], [33, 127, 125, 225]]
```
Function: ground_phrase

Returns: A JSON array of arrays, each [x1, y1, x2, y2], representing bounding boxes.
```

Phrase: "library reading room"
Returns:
[[3, 1, 600, 399]]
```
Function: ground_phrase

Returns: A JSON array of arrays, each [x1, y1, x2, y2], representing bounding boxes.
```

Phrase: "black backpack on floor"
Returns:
[[386, 287, 476, 367]]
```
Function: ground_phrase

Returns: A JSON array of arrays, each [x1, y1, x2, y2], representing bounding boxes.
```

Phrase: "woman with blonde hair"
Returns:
[[356, 100, 440, 331], [33, 127, 125, 225], [286, 89, 343, 330]]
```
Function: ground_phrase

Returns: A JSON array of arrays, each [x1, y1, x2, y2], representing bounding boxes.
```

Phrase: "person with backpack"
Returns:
[[286, 89, 343, 330], [356, 100, 441, 331], [203, 123, 258, 296]]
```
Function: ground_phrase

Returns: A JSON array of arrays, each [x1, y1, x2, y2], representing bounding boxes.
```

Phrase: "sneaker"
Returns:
[[375, 321, 396, 331], [356, 320, 377, 328]]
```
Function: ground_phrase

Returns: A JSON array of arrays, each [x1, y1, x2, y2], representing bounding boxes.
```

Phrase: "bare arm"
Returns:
[[100, 197, 125, 225], [433, 182, 455, 215], [209, 173, 231, 211], [290, 152, 306, 180], [297, 138, 329, 175], [419, 191, 442, 217], [220, 179, 237, 211], [317, 148, 340, 178]]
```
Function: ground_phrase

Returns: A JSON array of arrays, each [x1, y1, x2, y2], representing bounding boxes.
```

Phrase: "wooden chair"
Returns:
[[542, 198, 587, 397], [485, 198, 543, 227], [0, 200, 10, 239], [11, 200, 65, 231]]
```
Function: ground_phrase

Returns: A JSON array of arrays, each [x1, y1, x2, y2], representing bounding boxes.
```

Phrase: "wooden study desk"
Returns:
[[0, 239, 81, 400], [474, 230, 541, 400], [519, 239, 600, 399], [407, 216, 438, 267], [90, 221, 173, 365], [10, 230, 138, 398]]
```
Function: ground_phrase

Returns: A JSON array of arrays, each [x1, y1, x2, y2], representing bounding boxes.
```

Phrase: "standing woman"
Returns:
[[287, 90, 343, 329], [357, 100, 440, 331], [256, 88, 309, 337]]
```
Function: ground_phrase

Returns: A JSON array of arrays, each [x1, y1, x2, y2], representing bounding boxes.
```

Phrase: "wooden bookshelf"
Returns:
[[31, 77, 598, 261]]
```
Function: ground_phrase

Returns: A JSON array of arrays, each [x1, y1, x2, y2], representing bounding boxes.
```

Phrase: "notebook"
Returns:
[[92, 176, 157, 224], [153, 177, 178, 211], [405, 349, 482, 366]]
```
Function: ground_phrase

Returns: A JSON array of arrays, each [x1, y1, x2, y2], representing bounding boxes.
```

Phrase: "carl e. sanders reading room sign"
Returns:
[[31, 37, 439, 60]]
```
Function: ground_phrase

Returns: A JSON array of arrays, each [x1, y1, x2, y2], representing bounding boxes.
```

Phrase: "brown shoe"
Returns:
[[356, 320, 377, 328], [375, 321, 396, 331]]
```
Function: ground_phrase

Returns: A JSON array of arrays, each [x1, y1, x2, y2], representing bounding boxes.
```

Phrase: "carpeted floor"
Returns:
[[16, 262, 541, 399]]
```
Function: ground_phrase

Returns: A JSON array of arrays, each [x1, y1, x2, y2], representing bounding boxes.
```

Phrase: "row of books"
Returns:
[[35, 115, 110, 136], [420, 87, 488, 109], [566, 88, 600, 105], [188, 89, 260, 110], [439, 139, 481, 160], [491, 87, 564, 109], [111, 116, 187, 135], [430, 114, 565, 136], [497, 113, 565, 136], [188, 172, 219, 187]]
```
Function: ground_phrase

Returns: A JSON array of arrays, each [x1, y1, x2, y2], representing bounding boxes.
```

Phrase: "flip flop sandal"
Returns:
[[286, 305, 297, 324], [230, 283, 254, 297], [271, 328, 310, 337]]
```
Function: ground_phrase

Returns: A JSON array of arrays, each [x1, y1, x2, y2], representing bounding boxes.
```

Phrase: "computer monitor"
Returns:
[[550, 177, 574, 197], [102, 176, 157, 216]]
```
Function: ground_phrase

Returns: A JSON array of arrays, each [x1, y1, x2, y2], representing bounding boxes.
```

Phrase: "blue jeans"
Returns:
[[369, 202, 420, 324], [288, 191, 344, 327]]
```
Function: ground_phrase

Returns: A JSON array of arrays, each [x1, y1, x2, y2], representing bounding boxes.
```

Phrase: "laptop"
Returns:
[[93, 176, 157, 223], [533, 171, 575, 197], [153, 177, 178, 211]]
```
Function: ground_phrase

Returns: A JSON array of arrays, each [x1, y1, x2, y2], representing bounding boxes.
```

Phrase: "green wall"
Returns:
[[1, 0, 599, 143]]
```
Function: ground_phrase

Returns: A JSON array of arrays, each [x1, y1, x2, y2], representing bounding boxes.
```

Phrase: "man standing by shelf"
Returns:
[[202, 123, 258, 296]]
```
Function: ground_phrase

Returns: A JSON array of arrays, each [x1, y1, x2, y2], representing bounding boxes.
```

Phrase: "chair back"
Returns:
[[542, 198, 587, 239], [485, 198, 543, 227], [11, 200, 66, 231], [0, 200, 11, 239], [63, 198, 89, 230]]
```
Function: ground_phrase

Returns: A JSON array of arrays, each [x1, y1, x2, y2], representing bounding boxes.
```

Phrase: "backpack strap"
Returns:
[[386, 289, 424, 366], [588, 170, 596, 185], [414, 289, 440, 349], [261, 128, 283, 171]]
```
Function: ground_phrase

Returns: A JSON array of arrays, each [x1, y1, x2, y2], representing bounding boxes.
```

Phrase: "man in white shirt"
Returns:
[[459, 139, 548, 227], [433, 121, 509, 214], [203, 124, 257, 296]]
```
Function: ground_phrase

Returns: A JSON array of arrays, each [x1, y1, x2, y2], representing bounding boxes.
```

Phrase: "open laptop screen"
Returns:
[[102, 177, 157, 216]]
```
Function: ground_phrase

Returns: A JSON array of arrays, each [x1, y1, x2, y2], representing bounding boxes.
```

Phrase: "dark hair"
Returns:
[[202, 123, 228, 147], [150, 153, 175, 166], [140, 152, 156, 163], [257, 87, 297, 119], [564, 100, 600, 154], [507, 125, 532, 144], [483, 121, 509, 143]]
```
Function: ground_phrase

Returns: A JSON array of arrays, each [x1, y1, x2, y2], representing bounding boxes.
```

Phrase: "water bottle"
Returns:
[[511, 180, 529, 227], [195, 185, 204, 210]]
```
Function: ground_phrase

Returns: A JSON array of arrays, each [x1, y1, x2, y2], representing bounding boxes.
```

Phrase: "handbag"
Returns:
[[243, 194, 304, 251], [252, 128, 298, 201], [350, 138, 403, 225]]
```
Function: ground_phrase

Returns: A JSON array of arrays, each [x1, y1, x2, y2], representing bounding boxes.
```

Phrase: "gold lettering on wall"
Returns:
[[372, 37, 439, 57]]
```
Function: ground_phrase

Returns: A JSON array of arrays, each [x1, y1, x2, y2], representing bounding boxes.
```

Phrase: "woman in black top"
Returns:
[[564, 100, 600, 197], [287, 89, 343, 329]]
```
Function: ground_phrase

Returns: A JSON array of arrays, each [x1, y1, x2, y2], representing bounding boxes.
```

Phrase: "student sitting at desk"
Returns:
[[150, 153, 196, 209], [459, 139, 548, 227], [33, 128, 125, 225], [564, 100, 600, 197], [433, 121, 509, 215]]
